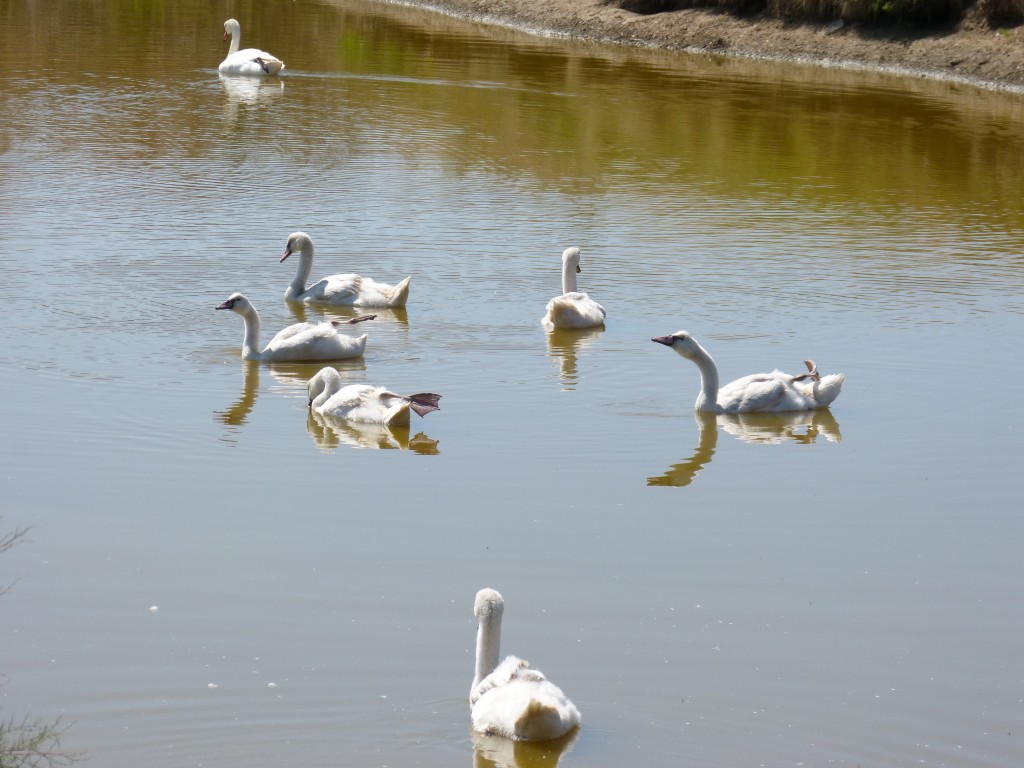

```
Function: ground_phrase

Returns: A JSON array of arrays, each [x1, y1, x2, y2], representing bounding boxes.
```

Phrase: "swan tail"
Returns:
[[815, 373, 845, 408], [388, 277, 412, 308], [407, 393, 442, 417], [513, 698, 577, 741], [260, 57, 284, 76], [333, 314, 377, 326]]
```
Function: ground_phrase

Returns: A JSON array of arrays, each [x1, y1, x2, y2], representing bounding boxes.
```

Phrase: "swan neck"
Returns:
[[691, 344, 721, 412], [561, 260, 578, 294], [473, 611, 501, 690], [288, 249, 314, 297], [240, 306, 262, 361], [228, 28, 240, 56], [311, 370, 342, 409]]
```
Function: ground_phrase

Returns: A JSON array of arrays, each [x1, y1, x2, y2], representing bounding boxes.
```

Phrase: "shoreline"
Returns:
[[381, 0, 1024, 92]]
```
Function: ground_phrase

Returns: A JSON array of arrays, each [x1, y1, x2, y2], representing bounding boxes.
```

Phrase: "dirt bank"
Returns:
[[385, 0, 1024, 90]]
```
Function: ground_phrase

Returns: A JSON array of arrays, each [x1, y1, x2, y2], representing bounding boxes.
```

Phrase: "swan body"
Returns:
[[542, 247, 606, 331], [219, 19, 284, 77], [216, 293, 369, 363], [653, 331, 844, 413], [282, 232, 411, 308], [470, 588, 580, 742], [307, 367, 441, 427]]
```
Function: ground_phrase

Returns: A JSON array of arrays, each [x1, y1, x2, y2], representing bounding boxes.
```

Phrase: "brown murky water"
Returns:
[[1, 1, 1021, 766]]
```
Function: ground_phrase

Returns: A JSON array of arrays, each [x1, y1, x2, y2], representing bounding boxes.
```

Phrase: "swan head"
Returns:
[[652, 331, 704, 360], [562, 246, 582, 274], [223, 18, 240, 41], [282, 231, 314, 263], [474, 588, 505, 620], [215, 292, 253, 315]]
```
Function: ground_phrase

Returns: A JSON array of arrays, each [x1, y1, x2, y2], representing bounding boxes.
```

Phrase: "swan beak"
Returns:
[[576, 265, 581, 273], [215, 300, 233, 310], [280, 248, 291, 263], [652, 335, 674, 346], [222, 31, 229, 41]]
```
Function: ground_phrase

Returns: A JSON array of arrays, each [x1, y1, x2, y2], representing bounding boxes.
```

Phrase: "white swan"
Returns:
[[282, 232, 412, 308], [216, 293, 371, 362], [541, 247, 606, 331], [470, 588, 580, 742], [219, 19, 284, 77], [652, 331, 844, 413], [307, 367, 441, 427]]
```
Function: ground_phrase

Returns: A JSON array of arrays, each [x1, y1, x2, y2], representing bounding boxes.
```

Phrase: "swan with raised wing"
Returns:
[[216, 293, 371, 362], [652, 331, 844, 413], [470, 588, 580, 742], [541, 247, 606, 331], [219, 19, 284, 77], [282, 232, 411, 308], [307, 367, 440, 427]]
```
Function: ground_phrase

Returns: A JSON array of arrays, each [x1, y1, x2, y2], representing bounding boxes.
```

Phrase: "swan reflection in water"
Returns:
[[214, 360, 261, 430], [545, 327, 604, 391], [214, 359, 367, 443], [219, 73, 283, 123], [307, 410, 439, 454], [648, 409, 842, 487], [286, 300, 409, 329], [472, 727, 579, 768]]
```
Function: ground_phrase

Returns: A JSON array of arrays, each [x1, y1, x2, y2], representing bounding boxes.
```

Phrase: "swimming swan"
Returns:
[[470, 588, 580, 742], [652, 331, 844, 413], [307, 367, 441, 427], [216, 293, 371, 362], [219, 19, 284, 77], [282, 232, 412, 308], [541, 247, 606, 332]]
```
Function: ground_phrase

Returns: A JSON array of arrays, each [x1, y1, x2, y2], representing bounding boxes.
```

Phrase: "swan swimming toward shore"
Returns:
[[307, 367, 441, 427], [216, 293, 371, 362], [470, 588, 580, 742], [219, 18, 284, 76], [282, 232, 412, 308], [652, 331, 844, 413], [541, 247, 606, 331]]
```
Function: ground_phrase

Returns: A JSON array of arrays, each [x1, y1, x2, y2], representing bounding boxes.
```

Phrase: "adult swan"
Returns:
[[652, 331, 844, 413], [219, 19, 284, 77], [216, 293, 371, 362], [541, 247, 605, 331], [470, 588, 580, 742], [282, 232, 412, 308]]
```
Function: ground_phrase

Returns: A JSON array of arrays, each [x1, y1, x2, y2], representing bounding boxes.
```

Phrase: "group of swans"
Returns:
[[217, 231, 412, 362], [539, 248, 842, 412], [217, 230, 437, 426], [219, 19, 284, 77]]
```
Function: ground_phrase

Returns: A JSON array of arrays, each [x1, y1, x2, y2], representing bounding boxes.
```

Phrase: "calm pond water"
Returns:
[[1, 0, 1022, 766]]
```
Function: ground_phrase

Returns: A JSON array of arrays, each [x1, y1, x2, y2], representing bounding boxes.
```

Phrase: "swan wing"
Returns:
[[303, 274, 362, 304], [267, 321, 316, 345], [718, 373, 791, 413], [264, 325, 366, 362]]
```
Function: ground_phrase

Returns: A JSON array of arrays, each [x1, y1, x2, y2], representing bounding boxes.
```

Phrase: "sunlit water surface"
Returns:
[[1, 1, 1022, 766]]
